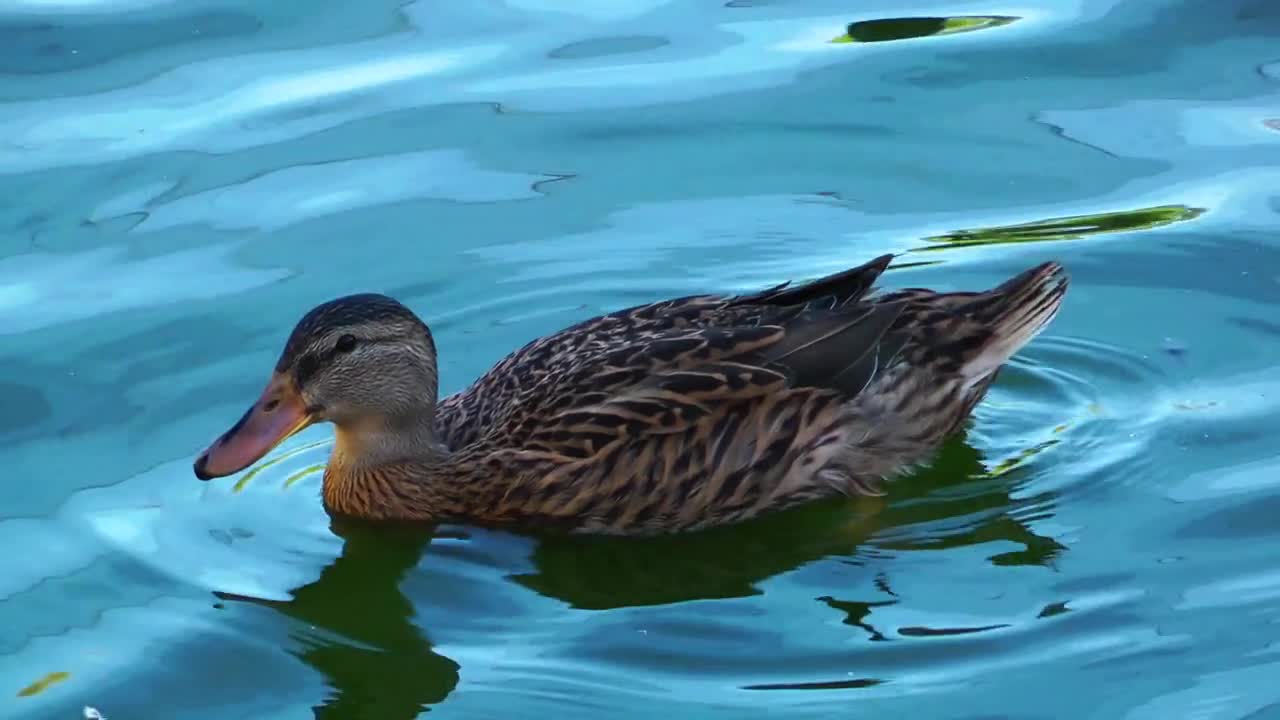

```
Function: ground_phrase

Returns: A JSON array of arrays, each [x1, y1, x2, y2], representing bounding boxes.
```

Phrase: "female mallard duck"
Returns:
[[194, 254, 1067, 535]]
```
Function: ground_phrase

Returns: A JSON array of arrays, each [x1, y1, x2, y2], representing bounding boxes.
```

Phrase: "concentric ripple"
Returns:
[[531, 336, 1176, 700], [969, 334, 1174, 497]]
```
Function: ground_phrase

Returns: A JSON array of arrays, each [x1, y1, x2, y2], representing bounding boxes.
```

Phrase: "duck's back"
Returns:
[[427, 255, 1067, 534], [434, 255, 898, 450]]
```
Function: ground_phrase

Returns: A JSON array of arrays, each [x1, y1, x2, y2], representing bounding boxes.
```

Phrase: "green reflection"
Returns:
[[211, 434, 1065, 717], [512, 434, 1065, 610], [214, 520, 457, 719], [832, 16, 1017, 44], [916, 204, 1206, 250]]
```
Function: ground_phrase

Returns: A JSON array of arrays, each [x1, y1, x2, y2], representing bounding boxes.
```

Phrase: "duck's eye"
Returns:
[[335, 334, 358, 353]]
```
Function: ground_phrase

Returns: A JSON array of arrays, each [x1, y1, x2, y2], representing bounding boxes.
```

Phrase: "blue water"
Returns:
[[3, 0, 1280, 717]]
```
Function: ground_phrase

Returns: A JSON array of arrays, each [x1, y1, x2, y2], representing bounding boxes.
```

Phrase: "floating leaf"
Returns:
[[17, 671, 70, 697], [917, 204, 1206, 251], [832, 15, 1017, 43], [984, 438, 1060, 478], [882, 258, 945, 271]]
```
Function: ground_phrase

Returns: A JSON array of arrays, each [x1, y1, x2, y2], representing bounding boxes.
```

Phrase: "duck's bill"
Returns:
[[193, 374, 313, 480]]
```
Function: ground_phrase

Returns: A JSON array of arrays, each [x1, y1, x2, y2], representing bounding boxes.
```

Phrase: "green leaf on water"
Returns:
[[832, 15, 1018, 43], [983, 439, 1061, 478], [17, 671, 70, 697], [916, 204, 1206, 251]]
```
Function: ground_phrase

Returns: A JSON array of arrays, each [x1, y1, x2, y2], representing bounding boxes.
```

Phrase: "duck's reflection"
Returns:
[[513, 434, 1065, 610], [214, 518, 458, 719], [213, 433, 1063, 716]]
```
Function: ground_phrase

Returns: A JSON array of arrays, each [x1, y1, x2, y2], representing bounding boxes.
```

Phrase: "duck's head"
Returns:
[[193, 293, 440, 481]]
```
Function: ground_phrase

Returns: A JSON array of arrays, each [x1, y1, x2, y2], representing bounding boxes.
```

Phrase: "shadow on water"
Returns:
[[213, 433, 1063, 716], [213, 519, 457, 719], [513, 433, 1065, 611]]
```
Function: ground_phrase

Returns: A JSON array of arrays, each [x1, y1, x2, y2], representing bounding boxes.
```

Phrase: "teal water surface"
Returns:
[[3, 0, 1280, 718]]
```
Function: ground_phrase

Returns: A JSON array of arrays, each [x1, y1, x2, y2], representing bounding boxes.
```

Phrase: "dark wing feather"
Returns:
[[502, 300, 906, 460], [505, 325, 788, 449], [729, 253, 894, 310], [761, 301, 907, 395], [437, 256, 898, 449]]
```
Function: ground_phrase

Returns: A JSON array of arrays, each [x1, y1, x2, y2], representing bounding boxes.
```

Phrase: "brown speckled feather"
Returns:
[[407, 255, 1065, 534], [199, 253, 1068, 535]]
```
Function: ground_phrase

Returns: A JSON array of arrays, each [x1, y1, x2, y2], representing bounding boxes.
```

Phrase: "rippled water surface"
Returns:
[[3, 0, 1280, 717]]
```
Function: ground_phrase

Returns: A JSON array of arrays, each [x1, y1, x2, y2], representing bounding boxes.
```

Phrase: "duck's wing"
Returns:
[[436, 254, 898, 448], [460, 302, 911, 532], [504, 299, 907, 446], [726, 253, 894, 311], [463, 260, 1068, 534]]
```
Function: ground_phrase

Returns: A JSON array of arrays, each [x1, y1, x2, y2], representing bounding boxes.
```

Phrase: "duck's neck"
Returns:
[[323, 412, 464, 521], [333, 411, 446, 465]]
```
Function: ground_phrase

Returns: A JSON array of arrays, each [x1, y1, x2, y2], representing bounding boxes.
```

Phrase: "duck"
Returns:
[[193, 254, 1067, 536]]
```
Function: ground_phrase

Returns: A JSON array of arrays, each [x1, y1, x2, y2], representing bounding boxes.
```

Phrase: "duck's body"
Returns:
[[195, 254, 1067, 536]]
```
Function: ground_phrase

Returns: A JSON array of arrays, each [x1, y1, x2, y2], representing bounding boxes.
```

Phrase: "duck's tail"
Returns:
[[954, 261, 1069, 387]]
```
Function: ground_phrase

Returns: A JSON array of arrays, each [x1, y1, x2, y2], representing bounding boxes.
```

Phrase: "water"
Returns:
[[2, 0, 1279, 717]]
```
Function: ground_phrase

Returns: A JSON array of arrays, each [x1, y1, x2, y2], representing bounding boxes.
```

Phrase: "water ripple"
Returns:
[[127, 150, 554, 233], [4, 0, 1280, 716]]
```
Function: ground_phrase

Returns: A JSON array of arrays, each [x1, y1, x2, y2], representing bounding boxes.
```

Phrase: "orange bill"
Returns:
[[193, 373, 313, 480]]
